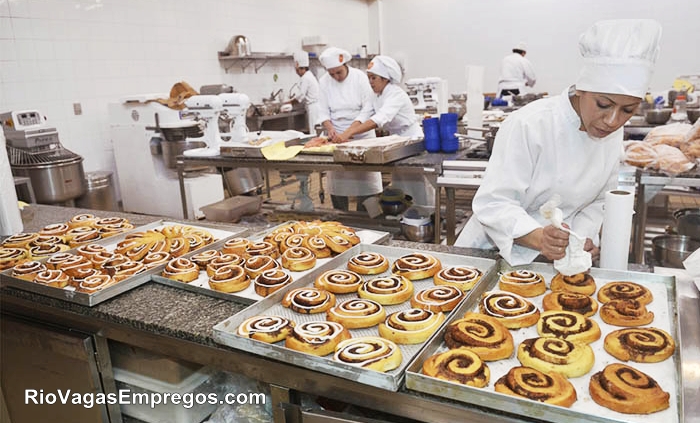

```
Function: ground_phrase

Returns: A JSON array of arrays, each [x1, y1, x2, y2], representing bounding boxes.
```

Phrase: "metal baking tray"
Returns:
[[212, 243, 496, 391], [405, 260, 683, 423], [152, 223, 391, 304], [332, 136, 424, 164], [0, 220, 247, 307]]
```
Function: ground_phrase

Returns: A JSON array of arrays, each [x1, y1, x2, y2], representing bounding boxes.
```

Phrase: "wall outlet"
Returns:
[[73, 103, 82, 115]]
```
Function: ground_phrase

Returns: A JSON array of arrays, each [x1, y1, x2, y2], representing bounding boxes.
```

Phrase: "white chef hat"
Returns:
[[514, 41, 527, 52], [576, 19, 662, 99], [319, 47, 352, 69], [367, 55, 402, 84], [293, 51, 309, 68]]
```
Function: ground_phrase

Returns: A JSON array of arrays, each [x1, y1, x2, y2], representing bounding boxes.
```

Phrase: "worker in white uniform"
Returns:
[[317, 47, 381, 212], [455, 19, 662, 266], [335, 55, 435, 206], [496, 42, 536, 98], [291, 51, 320, 134]]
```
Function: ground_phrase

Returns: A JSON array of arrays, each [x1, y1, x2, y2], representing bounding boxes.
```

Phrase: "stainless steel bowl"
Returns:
[[652, 235, 700, 268], [400, 221, 434, 243], [673, 208, 700, 240], [688, 108, 700, 124], [381, 201, 408, 216], [645, 109, 672, 125]]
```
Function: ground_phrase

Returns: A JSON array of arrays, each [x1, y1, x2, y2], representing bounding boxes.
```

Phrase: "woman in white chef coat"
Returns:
[[456, 19, 662, 266], [335, 55, 434, 206], [291, 51, 321, 134], [496, 42, 537, 98], [317, 47, 381, 211]]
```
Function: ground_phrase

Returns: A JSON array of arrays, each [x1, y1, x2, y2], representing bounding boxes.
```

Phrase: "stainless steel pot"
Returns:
[[652, 234, 700, 268], [12, 157, 86, 204], [160, 139, 207, 169], [673, 208, 700, 240], [223, 168, 263, 195]]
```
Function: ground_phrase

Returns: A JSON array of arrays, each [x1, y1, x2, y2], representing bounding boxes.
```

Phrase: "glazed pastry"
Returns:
[[0, 247, 29, 270], [550, 272, 597, 296], [314, 269, 363, 294], [221, 237, 251, 256], [378, 308, 446, 344], [168, 237, 190, 258], [517, 337, 595, 378], [141, 252, 172, 269], [112, 261, 146, 282], [65, 227, 101, 248], [285, 321, 351, 356], [184, 233, 206, 252], [281, 287, 336, 314], [39, 223, 70, 237], [542, 291, 598, 317], [347, 252, 389, 275], [31, 235, 64, 246], [599, 299, 654, 327], [28, 243, 69, 259], [45, 252, 79, 270], [76, 274, 115, 294], [326, 298, 386, 329], [55, 255, 93, 277], [207, 254, 246, 277], [498, 270, 546, 297], [597, 281, 652, 305], [391, 252, 442, 280], [244, 255, 281, 279], [190, 249, 220, 270], [89, 251, 117, 269], [76, 244, 108, 261], [95, 216, 130, 228], [411, 285, 464, 313], [245, 241, 279, 259], [495, 366, 577, 407], [33, 269, 70, 288], [237, 315, 295, 343], [444, 313, 514, 361], [537, 310, 601, 344], [187, 228, 215, 246], [67, 213, 98, 228], [68, 267, 104, 287], [603, 327, 675, 363], [326, 227, 361, 246], [97, 223, 134, 238], [333, 337, 402, 372], [302, 235, 332, 258], [281, 246, 317, 271], [322, 233, 354, 254], [2, 232, 39, 249], [478, 290, 540, 329], [433, 265, 483, 291], [422, 348, 490, 388], [162, 257, 200, 283], [280, 233, 308, 253], [208, 264, 250, 293], [589, 363, 669, 414], [101, 254, 131, 276], [11, 261, 47, 281], [254, 268, 293, 297], [264, 231, 291, 251], [357, 275, 414, 305]]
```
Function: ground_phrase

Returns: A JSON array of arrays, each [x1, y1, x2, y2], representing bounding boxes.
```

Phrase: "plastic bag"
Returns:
[[680, 119, 700, 160], [203, 372, 272, 423], [650, 143, 695, 175], [623, 141, 657, 168], [643, 122, 693, 148]]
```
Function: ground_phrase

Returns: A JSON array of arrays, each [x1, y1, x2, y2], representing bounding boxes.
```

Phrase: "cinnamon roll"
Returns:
[[55, 255, 93, 277], [263, 231, 291, 251], [67, 213, 98, 228], [281, 287, 336, 314], [122, 242, 152, 262], [95, 216, 131, 228], [333, 337, 402, 372], [281, 246, 316, 271], [141, 252, 172, 269], [112, 261, 147, 282], [221, 237, 251, 256], [89, 251, 117, 269], [39, 223, 71, 237], [45, 252, 79, 270], [603, 327, 675, 363], [280, 233, 308, 253], [542, 291, 598, 317], [517, 337, 595, 378], [168, 237, 190, 257], [589, 363, 669, 414], [498, 270, 546, 297], [357, 275, 414, 305], [208, 264, 250, 293], [422, 348, 490, 388], [76, 274, 115, 294], [285, 321, 351, 356], [31, 235, 64, 246], [2, 232, 39, 249], [347, 252, 389, 275], [411, 285, 464, 313], [443, 313, 514, 361], [495, 366, 577, 407], [244, 255, 281, 279], [97, 222, 134, 238], [327, 227, 361, 246], [207, 254, 246, 277], [537, 310, 601, 344], [314, 269, 363, 294], [391, 252, 442, 280], [190, 249, 220, 270], [28, 243, 69, 259], [245, 241, 279, 259], [68, 267, 104, 287], [66, 227, 101, 248], [597, 281, 653, 305], [433, 265, 483, 291], [322, 233, 354, 254], [326, 298, 386, 329], [378, 308, 446, 344], [550, 272, 597, 296], [478, 290, 540, 329], [184, 233, 205, 252], [0, 247, 29, 270], [11, 260, 47, 281], [186, 227, 215, 246], [33, 269, 70, 288], [254, 268, 293, 297], [599, 299, 654, 327], [237, 315, 295, 343], [76, 244, 108, 261], [162, 257, 200, 283], [302, 235, 332, 258], [101, 254, 131, 276]]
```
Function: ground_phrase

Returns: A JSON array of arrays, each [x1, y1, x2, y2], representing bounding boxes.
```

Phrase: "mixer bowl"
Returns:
[[12, 157, 86, 204], [400, 221, 434, 243], [645, 109, 672, 125], [652, 235, 700, 268]]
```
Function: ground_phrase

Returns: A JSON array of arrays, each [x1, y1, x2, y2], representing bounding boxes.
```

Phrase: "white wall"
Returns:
[[377, 0, 700, 97]]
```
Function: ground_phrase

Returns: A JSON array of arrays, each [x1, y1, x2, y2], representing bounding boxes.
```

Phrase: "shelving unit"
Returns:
[[218, 52, 293, 73]]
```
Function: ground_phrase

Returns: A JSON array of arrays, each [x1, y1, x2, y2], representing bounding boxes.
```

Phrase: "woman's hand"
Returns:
[[540, 225, 570, 260], [335, 131, 351, 143], [584, 238, 600, 262]]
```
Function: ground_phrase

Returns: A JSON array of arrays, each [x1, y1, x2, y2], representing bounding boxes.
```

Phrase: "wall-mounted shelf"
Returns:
[[218, 52, 293, 73]]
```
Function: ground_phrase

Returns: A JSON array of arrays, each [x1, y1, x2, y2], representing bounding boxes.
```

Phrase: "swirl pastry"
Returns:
[[237, 315, 295, 343], [31, 235, 64, 246], [328, 227, 361, 245], [184, 233, 205, 252], [478, 291, 540, 329], [190, 249, 220, 270], [55, 255, 93, 277], [76, 274, 115, 294], [97, 222, 134, 238], [333, 337, 402, 372], [245, 241, 279, 259], [69, 267, 104, 287], [517, 337, 595, 378], [411, 286, 464, 313], [495, 366, 577, 407], [444, 313, 514, 361], [39, 223, 70, 237], [101, 254, 131, 276], [112, 261, 147, 282], [604, 327, 675, 363], [599, 299, 654, 327], [281, 246, 317, 271], [314, 269, 363, 294], [65, 227, 101, 248], [542, 291, 598, 317], [162, 257, 200, 282], [263, 231, 291, 251], [141, 252, 172, 269], [45, 252, 78, 269], [28, 243, 69, 259], [95, 216, 130, 228], [302, 235, 332, 258], [282, 287, 336, 314], [597, 281, 652, 305], [2, 232, 39, 249], [537, 310, 601, 344], [0, 247, 29, 270], [12, 261, 47, 281], [347, 252, 389, 275], [67, 213, 98, 228], [322, 233, 354, 254], [208, 264, 250, 293], [221, 238, 251, 256], [254, 268, 293, 297], [168, 237, 190, 257], [550, 272, 597, 296], [326, 298, 386, 329], [391, 252, 442, 280], [207, 254, 246, 277], [358, 275, 414, 305], [76, 244, 108, 261], [379, 308, 446, 344], [33, 269, 70, 288], [498, 270, 546, 297], [589, 363, 669, 414], [285, 321, 351, 356], [244, 255, 281, 279], [89, 251, 117, 269], [433, 266, 483, 291], [280, 233, 308, 253], [422, 348, 490, 388], [187, 228, 215, 246]]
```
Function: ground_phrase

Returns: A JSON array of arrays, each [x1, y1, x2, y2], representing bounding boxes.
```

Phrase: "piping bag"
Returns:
[[539, 195, 591, 276]]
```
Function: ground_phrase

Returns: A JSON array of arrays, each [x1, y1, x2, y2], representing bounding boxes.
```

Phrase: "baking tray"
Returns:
[[219, 130, 305, 158], [332, 136, 424, 164], [405, 260, 683, 423], [212, 243, 496, 391], [151, 223, 391, 305], [0, 220, 247, 307]]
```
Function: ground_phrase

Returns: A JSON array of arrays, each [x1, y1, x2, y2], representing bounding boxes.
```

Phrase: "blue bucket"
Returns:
[[423, 117, 441, 153], [439, 112, 459, 153]]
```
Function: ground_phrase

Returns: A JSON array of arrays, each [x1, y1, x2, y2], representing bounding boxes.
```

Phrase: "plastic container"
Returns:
[[109, 341, 203, 385], [439, 112, 459, 153], [671, 94, 689, 123], [75, 171, 118, 211], [199, 195, 262, 222], [422, 117, 441, 153]]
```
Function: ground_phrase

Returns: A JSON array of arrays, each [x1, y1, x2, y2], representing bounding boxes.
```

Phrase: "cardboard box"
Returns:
[[200, 195, 262, 222]]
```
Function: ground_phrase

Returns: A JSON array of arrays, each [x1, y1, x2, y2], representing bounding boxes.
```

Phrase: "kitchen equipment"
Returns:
[[181, 95, 226, 157], [652, 234, 700, 268], [400, 206, 435, 242], [687, 108, 700, 124], [673, 208, 700, 240], [75, 171, 119, 211], [380, 186, 412, 215], [226, 35, 251, 57], [405, 77, 449, 115], [333, 135, 424, 164], [1, 110, 87, 204], [645, 108, 672, 125], [158, 121, 207, 170]]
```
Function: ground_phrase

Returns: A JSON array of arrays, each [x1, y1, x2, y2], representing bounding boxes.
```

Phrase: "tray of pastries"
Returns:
[[212, 243, 496, 391], [405, 260, 682, 423], [151, 220, 390, 304], [0, 219, 246, 306]]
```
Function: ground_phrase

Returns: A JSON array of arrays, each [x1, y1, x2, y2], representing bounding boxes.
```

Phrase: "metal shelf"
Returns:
[[218, 52, 293, 73]]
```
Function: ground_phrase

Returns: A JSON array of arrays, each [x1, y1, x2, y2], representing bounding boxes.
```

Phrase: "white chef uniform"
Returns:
[[293, 51, 321, 134], [496, 42, 536, 98]]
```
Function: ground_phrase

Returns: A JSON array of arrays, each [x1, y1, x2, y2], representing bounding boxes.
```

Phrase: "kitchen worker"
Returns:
[[496, 41, 536, 98], [335, 55, 435, 206], [455, 19, 662, 266], [291, 51, 321, 134], [317, 47, 381, 212]]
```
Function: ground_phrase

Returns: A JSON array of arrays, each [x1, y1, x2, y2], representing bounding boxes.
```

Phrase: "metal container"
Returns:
[[674, 207, 700, 240], [227, 35, 251, 57], [652, 234, 700, 268], [688, 108, 700, 124], [75, 171, 118, 211], [11, 157, 86, 204], [223, 168, 264, 195], [160, 139, 207, 169], [400, 221, 434, 243], [645, 108, 672, 125]]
